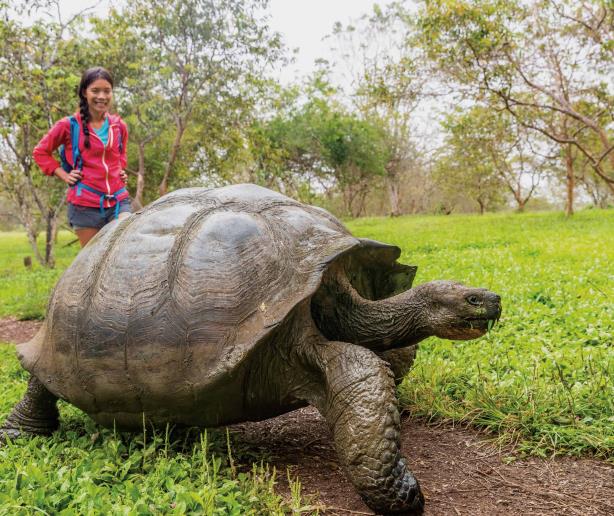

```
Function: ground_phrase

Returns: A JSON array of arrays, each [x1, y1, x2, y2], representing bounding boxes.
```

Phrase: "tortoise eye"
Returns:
[[466, 295, 482, 306]]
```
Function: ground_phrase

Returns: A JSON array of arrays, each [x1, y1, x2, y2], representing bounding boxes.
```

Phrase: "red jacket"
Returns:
[[33, 112, 130, 208]]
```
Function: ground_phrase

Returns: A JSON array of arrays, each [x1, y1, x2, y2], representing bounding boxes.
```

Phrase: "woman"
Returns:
[[33, 67, 131, 247]]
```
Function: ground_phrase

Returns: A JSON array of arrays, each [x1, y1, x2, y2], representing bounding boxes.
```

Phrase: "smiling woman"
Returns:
[[32, 67, 132, 247]]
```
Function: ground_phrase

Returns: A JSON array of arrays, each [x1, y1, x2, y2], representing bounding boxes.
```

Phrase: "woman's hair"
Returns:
[[77, 67, 114, 149]]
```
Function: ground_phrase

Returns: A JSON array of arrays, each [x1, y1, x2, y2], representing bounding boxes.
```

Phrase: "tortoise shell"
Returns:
[[18, 184, 415, 424]]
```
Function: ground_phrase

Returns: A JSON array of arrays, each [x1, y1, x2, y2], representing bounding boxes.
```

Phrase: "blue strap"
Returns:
[[69, 116, 83, 171], [74, 183, 127, 218], [58, 116, 83, 172]]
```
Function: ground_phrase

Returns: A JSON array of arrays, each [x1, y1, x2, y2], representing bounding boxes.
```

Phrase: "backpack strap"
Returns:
[[69, 116, 83, 171], [58, 116, 83, 172]]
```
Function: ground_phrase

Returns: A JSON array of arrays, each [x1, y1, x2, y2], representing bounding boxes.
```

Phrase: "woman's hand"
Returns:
[[54, 168, 82, 185], [120, 170, 128, 183]]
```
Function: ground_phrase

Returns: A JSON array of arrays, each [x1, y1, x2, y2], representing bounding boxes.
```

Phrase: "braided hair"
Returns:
[[77, 67, 114, 149]]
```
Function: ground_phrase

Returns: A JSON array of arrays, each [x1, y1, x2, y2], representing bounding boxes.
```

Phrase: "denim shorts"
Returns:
[[68, 198, 133, 230]]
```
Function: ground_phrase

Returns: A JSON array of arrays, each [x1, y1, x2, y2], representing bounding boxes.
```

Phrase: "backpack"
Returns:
[[58, 115, 123, 172]]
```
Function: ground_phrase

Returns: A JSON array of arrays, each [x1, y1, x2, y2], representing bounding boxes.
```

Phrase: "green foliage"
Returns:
[[417, 0, 614, 194], [348, 208, 614, 460], [99, 0, 284, 197], [248, 74, 391, 215], [433, 107, 507, 213], [0, 7, 90, 266]]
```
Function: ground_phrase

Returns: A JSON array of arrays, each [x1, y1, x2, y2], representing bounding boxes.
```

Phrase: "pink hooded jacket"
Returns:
[[33, 112, 130, 209]]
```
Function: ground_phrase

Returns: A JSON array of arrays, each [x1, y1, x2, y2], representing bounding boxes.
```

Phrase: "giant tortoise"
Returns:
[[2, 184, 501, 514]]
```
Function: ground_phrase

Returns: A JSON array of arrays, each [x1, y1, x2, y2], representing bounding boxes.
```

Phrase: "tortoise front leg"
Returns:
[[377, 345, 418, 386], [1, 375, 59, 442], [304, 341, 424, 514]]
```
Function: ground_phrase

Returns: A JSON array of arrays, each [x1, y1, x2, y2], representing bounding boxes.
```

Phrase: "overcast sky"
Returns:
[[52, 0, 396, 84]]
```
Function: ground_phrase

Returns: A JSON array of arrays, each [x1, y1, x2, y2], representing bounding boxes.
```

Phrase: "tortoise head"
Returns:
[[419, 280, 502, 340]]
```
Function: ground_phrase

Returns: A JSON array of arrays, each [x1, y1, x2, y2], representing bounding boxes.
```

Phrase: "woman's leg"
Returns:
[[75, 227, 99, 247]]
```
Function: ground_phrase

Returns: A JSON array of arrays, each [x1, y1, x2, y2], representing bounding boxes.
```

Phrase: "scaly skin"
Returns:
[[305, 341, 424, 514], [378, 346, 418, 385], [312, 268, 502, 350], [0, 376, 59, 442], [242, 304, 424, 514]]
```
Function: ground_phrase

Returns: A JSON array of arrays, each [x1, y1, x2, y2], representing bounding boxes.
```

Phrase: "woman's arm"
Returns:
[[32, 119, 70, 176], [118, 119, 129, 184], [119, 119, 129, 170]]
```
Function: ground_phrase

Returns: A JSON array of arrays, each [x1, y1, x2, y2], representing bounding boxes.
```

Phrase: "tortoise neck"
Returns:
[[311, 271, 432, 350]]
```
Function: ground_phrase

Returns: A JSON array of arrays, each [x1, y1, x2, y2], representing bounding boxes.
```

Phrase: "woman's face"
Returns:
[[85, 78, 113, 118]]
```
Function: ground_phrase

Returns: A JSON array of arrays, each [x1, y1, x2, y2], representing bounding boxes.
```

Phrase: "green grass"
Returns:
[[0, 232, 79, 320], [0, 346, 312, 514], [348, 209, 614, 461]]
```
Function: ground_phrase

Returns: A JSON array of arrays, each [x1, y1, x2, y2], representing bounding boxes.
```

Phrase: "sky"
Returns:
[[268, 0, 395, 83], [52, 0, 396, 84]]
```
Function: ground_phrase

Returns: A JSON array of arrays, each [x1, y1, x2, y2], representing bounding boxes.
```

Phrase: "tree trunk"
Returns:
[[387, 174, 401, 217], [25, 225, 44, 266], [15, 197, 45, 266], [564, 145, 575, 216], [44, 210, 59, 269], [133, 142, 147, 210], [158, 119, 186, 197]]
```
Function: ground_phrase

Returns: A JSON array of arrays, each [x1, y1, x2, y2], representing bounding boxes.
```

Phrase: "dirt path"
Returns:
[[2, 318, 613, 515], [232, 408, 613, 515]]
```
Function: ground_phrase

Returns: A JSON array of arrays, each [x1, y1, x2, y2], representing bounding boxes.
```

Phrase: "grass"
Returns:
[[0, 208, 612, 512], [0, 232, 78, 320], [348, 208, 614, 461], [0, 346, 311, 514]]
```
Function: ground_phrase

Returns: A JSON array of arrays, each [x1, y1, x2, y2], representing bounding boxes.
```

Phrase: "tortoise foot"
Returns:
[[1, 407, 59, 438], [0, 427, 23, 444], [0, 376, 59, 443]]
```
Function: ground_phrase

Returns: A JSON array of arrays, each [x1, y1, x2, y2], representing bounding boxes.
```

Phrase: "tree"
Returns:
[[330, 3, 429, 216], [418, 0, 614, 215], [115, 0, 283, 197], [247, 76, 391, 216], [444, 106, 550, 211], [0, 1, 89, 267], [89, 11, 169, 209], [434, 111, 507, 214]]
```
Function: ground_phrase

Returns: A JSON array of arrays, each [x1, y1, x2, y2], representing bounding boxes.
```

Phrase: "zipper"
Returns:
[[90, 121, 117, 208]]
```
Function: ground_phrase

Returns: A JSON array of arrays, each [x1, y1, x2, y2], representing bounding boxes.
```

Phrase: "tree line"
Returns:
[[0, 0, 612, 267]]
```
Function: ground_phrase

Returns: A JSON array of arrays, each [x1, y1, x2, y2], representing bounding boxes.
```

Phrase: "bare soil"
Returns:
[[232, 408, 614, 515], [2, 318, 613, 515], [0, 316, 42, 344]]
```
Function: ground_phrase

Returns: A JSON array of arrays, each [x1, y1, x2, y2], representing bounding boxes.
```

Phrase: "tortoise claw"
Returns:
[[0, 427, 23, 445]]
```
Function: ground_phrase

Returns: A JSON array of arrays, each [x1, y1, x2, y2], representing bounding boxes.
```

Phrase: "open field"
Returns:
[[348, 209, 614, 460], [0, 232, 78, 320], [0, 208, 613, 513]]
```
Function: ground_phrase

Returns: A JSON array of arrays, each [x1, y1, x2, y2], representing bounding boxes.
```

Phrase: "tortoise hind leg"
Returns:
[[303, 341, 424, 514], [1, 375, 59, 442]]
